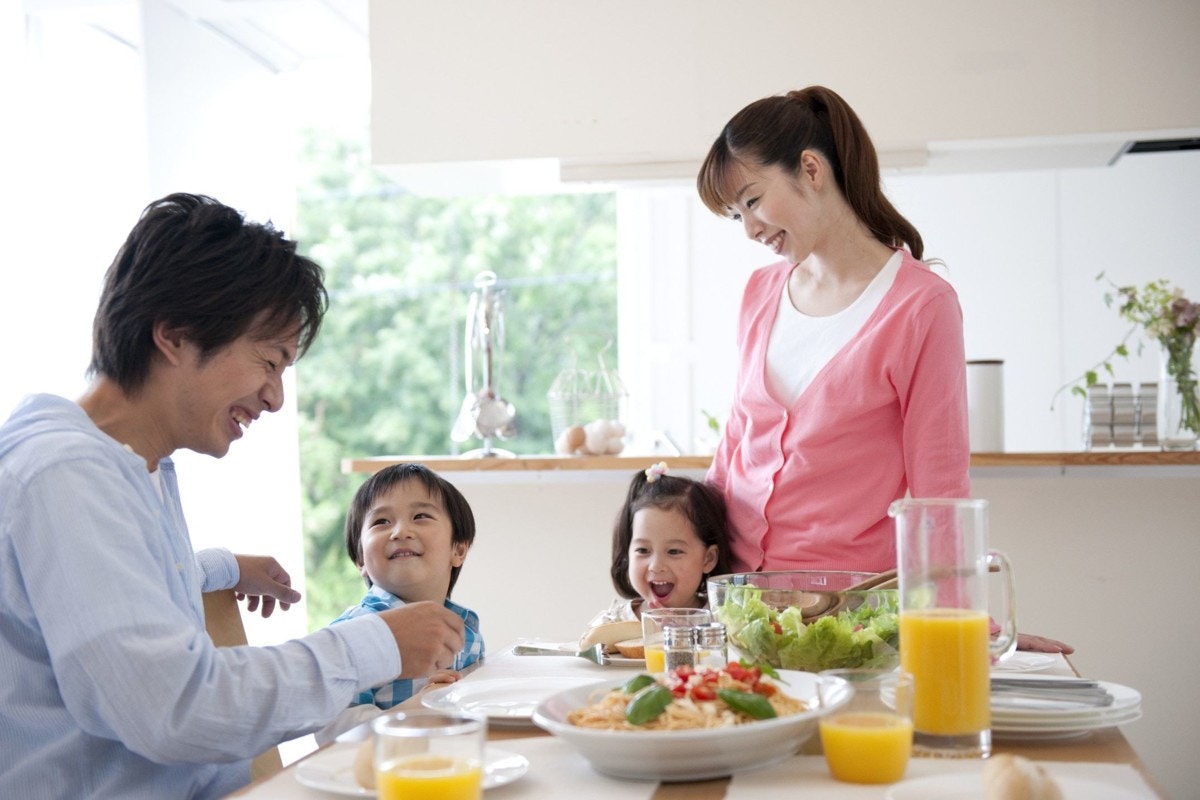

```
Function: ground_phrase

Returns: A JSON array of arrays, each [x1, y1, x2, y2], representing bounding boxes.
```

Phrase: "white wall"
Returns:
[[619, 149, 1200, 455]]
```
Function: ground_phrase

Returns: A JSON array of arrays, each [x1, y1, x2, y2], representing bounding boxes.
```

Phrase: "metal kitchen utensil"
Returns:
[[798, 569, 899, 620], [512, 643, 607, 665], [454, 271, 517, 456]]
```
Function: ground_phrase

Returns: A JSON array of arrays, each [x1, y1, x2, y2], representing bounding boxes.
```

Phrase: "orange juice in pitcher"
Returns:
[[891, 498, 1015, 758]]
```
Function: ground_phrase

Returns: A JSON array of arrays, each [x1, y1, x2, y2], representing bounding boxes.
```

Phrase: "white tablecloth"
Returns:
[[232, 646, 1156, 799]]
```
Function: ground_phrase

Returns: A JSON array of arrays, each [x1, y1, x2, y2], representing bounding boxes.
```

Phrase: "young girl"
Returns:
[[590, 462, 734, 625]]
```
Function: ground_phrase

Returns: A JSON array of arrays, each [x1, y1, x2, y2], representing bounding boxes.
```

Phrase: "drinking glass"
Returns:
[[640, 607, 711, 674], [890, 498, 1016, 758], [372, 709, 485, 800], [818, 669, 914, 784]]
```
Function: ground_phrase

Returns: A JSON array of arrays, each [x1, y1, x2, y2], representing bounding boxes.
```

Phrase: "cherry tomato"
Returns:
[[690, 684, 717, 702]]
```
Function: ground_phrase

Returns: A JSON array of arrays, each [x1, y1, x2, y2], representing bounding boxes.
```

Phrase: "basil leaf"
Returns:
[[717, 688, 777, 719], [624, 684, 673, 725]]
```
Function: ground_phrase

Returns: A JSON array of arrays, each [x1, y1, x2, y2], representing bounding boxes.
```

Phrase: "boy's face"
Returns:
[[358, 479, 467, 603]]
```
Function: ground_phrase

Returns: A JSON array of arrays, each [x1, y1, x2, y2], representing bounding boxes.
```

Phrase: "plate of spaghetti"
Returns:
[[531, 664, 851, 780]]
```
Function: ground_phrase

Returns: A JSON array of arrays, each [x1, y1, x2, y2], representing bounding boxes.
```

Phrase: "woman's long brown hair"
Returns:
[[697, 86, 924, 260]]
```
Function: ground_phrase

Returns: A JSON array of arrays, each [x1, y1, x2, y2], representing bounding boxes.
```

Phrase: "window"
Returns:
[[292, 128, 618, 625]]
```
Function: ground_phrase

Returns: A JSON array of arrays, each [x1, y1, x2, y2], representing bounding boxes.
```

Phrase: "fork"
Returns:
[[512, 643, 607, 665]]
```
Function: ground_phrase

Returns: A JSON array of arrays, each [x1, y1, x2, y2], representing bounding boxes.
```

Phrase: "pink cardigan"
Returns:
[[707, 252, 971, 574]]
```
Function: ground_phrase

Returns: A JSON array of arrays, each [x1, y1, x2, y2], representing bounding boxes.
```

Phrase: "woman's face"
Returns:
[[722, 154, 827, 266], [627, 505, 719, 611]]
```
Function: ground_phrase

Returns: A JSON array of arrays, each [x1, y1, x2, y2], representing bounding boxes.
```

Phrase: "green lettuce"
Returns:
[[715, 586, 900, 672]]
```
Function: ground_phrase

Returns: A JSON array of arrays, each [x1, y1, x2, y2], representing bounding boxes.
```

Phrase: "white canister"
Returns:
[[966, 360, 1005, 453]]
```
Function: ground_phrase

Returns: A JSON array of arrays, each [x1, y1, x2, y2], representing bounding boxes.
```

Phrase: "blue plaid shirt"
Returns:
[[331, 586, 484, 709]]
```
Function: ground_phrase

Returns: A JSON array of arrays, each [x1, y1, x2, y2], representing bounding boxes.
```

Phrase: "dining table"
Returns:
[[228, 641, 1166, 799]]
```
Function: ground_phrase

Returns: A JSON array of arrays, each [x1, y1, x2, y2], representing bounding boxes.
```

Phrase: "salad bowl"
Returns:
[[708, 571, 900, 673]]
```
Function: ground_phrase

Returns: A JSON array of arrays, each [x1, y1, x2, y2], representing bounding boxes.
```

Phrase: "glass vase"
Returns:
[[1157, 342, 1200, 451]]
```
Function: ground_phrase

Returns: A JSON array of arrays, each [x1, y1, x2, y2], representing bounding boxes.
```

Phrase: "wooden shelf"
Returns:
[[342, 450, 1200, 474]]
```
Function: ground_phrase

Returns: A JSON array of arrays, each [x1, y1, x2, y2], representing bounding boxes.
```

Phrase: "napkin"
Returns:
[[724, 756, 1159, 799], [489, 736, 657, 800]]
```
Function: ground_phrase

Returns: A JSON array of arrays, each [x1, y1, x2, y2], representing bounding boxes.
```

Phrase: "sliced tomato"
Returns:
[[690, 684, 717, 702]]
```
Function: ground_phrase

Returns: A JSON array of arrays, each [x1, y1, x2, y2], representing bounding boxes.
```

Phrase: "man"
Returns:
[[0, 193, 465, 798]]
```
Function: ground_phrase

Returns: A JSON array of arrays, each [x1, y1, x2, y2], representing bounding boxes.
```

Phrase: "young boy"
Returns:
[[333, 463, 484, 708]]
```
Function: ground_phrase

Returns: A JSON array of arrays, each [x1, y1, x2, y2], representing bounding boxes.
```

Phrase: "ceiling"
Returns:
[[24, 0, 369, 72]]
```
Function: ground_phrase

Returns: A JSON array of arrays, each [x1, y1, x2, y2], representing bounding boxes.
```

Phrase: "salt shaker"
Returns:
[[694, 622, 729, 671], [662, 625, 697, 673]]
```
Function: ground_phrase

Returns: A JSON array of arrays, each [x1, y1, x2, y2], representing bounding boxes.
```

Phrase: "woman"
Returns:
[[698, 88, 1069, 654], [699, 86, 969, 575]]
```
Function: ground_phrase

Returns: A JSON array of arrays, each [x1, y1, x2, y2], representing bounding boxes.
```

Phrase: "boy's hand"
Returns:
[[412, 670, 462, 700], [232, 553, 303, 618], [377, 602, 466, 678]]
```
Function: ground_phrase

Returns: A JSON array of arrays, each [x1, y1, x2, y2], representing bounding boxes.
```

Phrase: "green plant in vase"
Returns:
[[1054, 274, 1200, 445]]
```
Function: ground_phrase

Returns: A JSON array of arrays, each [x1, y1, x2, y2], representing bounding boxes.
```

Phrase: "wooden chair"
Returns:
[[202, 590, 284, 783]]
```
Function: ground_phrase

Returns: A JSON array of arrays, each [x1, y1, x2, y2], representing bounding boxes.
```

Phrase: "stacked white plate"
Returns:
[[991, 674, 1142, 740]]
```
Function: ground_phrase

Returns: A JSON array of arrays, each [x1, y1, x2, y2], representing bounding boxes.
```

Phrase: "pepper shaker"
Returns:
[[662, 625, 697, 673]]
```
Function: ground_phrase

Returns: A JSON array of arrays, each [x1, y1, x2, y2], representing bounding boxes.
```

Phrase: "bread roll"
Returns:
[[353, 736, 375, 790], [983, 754, 1064, 800], [579, 620, 642, 652], [614, 638, 645, 659]]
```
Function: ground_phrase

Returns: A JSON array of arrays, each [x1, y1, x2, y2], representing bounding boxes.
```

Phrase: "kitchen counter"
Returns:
[[343, 450, 1200, 474]]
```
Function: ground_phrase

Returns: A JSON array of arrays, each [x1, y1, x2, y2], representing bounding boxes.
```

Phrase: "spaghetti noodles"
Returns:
[[568, 665, 809, 731]]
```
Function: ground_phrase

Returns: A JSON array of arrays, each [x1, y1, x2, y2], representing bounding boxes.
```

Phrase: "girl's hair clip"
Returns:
[[644, 462, 669, 483]]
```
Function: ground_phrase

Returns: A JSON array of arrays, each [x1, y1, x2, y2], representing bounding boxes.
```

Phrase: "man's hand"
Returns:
[[232, 554, 302, 618], [376, 602, 466, 678]]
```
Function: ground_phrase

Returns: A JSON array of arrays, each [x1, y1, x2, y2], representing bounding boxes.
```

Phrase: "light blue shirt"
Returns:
[[332, 586, 484, 708], [0, 395, 401, 799]]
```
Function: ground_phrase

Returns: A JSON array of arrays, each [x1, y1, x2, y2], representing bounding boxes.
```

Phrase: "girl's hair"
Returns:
[[344, 463, 476, 595], [696, 85, 924, 260], [610, 469, 734, 600]]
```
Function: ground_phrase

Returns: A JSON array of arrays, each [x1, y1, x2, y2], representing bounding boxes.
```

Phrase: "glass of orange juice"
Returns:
[[891, 498, 1017, 759], [372, 709, 485, 800], [640, 607, 710, 674], [818, 669, 914, 784]]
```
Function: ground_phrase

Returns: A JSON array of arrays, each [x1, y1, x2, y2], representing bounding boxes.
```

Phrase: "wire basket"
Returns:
[[549, 370, 625, 433]]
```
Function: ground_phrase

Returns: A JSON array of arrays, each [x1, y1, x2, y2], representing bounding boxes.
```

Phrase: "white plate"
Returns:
[[886, 772, 1149, 799], [294, 742, 528, 796], [422, 677, 600, 727], [991, 679, 1141, 723], [531, 670, 851, 781], [991, 652, 1056, 673], [993, 705, 1142, 738]]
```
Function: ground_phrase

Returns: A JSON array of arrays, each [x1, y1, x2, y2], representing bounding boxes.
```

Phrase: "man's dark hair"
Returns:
[[89, 193, 328, 391]]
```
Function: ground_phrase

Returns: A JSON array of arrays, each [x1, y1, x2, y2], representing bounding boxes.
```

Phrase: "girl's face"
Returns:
[[628, 505, 719, 611], [722, 154, 828, 266], [357, 480, 467, 603]]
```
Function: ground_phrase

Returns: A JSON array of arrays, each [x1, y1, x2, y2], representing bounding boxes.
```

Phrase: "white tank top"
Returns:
[[765, 250, 902, 406]]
